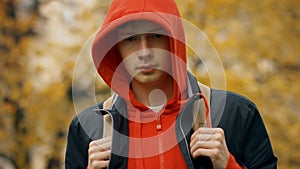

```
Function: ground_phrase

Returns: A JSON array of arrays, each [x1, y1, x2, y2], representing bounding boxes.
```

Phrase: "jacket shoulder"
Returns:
[[211, 89, 258, 117], [65, 103, 105, 169], [212, 88, 256, 103], [70, 103, 104, 140], [211, 89, 277, 168]]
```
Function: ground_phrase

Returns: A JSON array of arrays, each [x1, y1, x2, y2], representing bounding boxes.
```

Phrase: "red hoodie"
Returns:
[[92, 0, 187, 102], [91, 0, 242, 168], [92, 0, 188, 168]]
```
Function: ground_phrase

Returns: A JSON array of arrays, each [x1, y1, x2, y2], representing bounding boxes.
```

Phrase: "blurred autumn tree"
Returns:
[[1, 0, 110, 168], [0, 0, 68, 168], [0, 0, 39, 168], [0, 0, 299, 169]]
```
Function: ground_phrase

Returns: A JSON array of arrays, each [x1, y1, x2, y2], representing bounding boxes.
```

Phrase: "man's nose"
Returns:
[[138, 36, 152, 59]]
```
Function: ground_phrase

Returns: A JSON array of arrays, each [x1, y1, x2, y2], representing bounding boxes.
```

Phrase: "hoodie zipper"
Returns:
[[155, 112, 162, 131], [155, 110, 165, 169]]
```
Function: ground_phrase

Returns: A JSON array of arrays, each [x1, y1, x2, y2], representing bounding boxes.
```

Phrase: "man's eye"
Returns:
[[150, 34, 163, 39], [124, 36, 138, 42]]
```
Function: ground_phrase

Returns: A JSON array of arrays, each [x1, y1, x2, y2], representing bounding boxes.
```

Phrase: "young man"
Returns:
[[65, 0, 277, 168]]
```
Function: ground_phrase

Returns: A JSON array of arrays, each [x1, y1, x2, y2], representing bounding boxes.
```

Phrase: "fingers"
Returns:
[[189, 127, 230, 169], [190, 127, 226, 158], [190, 128, 224, 147], [88, 160, 110, 169], [190, 139, 222, 154], [88, 147, 110, 161], [88, 137, 112, 169], [89, 137, 112, 152], [191, 127, 224, 140], [190, 143, 223, 159]]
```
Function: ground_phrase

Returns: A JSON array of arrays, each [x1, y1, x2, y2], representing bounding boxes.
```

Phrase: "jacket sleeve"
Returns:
[[214, 90, 278, 169], [65, 104, 104, 169], [65, 116, 90, 169], [225, 153, 244, 169], [238, 104, 278, 168]]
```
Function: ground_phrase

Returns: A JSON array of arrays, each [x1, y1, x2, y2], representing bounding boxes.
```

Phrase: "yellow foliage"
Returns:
[[1, 0, 299, 168]]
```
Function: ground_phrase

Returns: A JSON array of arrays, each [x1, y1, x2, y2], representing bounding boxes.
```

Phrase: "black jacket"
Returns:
[[65, 74, 277, 169]]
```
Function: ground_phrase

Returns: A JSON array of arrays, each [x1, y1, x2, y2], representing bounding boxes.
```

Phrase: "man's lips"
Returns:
[[137, 64, 157, 69], [137, 64, 158, 73]]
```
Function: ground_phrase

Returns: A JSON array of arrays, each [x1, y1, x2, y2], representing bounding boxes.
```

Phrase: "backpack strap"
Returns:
[[102, 95, 114, 138], [197, 82, 211, 107], [192, 82, 211, 131], [101, 82, 211, 138]]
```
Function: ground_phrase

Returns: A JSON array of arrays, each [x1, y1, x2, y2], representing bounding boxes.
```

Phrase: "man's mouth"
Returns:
[[137, 64, 158, 74]]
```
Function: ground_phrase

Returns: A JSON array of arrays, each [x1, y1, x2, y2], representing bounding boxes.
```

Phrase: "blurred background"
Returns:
[[0, 0, 299, 168]]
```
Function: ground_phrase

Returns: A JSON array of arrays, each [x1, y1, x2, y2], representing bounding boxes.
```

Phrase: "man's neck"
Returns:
[[131, 75, 174, 106]]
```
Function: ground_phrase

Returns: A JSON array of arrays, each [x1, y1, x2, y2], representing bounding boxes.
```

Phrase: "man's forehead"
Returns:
[[117, 20, 167, 35]]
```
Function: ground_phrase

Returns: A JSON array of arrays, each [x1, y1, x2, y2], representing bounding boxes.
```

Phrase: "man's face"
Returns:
[[117, 20, 172, 84]]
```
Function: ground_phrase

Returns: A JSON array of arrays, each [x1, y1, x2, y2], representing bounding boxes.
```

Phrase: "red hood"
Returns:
[[91, 0, 187, 106]]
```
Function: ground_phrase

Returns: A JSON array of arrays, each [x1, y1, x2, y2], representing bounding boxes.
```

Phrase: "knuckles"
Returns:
[[89, 140, 97, 147]]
